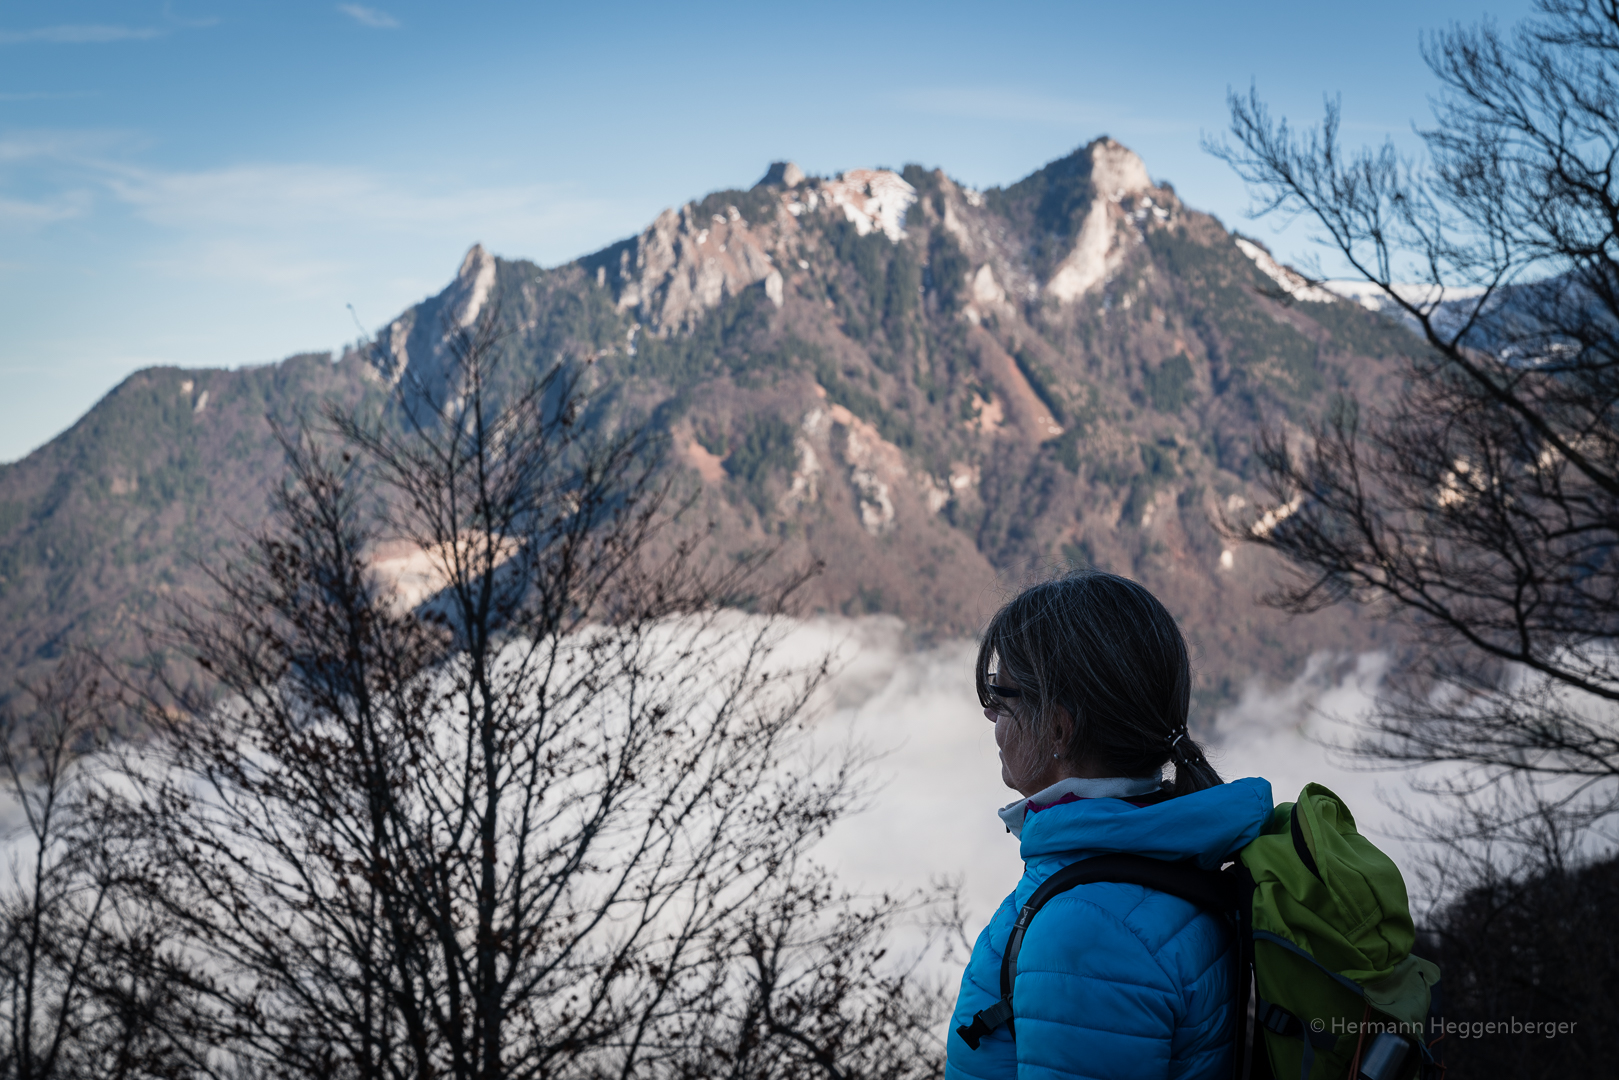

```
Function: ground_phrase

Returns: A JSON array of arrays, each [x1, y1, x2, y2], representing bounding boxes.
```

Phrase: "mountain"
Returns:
[[0, 138, 1421, 711]]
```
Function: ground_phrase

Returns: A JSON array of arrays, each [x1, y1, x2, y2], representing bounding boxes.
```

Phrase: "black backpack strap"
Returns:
[[1254, 996, 1337, 1080], [1234, 860, 1267, 1080], [955, 854, 1238, 1051]]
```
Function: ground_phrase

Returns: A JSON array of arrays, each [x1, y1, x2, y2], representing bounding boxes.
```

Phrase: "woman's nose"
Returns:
[[984, 706, 999, 724]]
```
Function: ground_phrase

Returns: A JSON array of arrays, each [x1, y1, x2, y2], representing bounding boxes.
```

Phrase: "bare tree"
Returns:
[[1208, 0, 1619, 851], [89, 310, 950, 1080], [0, 661, 200, 1080], [670, 867, 949, 1080]]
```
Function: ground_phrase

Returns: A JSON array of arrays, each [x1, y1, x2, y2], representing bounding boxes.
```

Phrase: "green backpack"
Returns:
[[955, 783, 1442, 1080], [1240, 783, 1442, 1080]]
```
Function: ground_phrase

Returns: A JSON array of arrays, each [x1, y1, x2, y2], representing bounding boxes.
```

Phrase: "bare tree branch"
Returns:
[[1211, 1, 1619, 831]]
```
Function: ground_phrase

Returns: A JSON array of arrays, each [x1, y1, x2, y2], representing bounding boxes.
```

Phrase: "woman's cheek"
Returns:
[[1000, 728, 1024, 785]]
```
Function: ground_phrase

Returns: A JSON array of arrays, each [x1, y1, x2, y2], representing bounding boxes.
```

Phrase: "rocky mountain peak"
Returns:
[[1086, 137, 1152, 199], [368, 243, 498, 392], [450, 244, 498, 328], [917, 138, 1172, 311], [596, 165, 919, 337], [606, 201, 784, 337], [758, 161, 806, 189], [1043, 139, 1166, 303]]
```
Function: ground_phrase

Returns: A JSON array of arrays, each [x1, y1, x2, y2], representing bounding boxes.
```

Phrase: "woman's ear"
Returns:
[[1050, 705, 1076, 756]]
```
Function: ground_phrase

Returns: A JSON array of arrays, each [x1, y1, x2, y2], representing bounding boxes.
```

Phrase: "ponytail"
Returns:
[[1166, 727, 1222, 796]]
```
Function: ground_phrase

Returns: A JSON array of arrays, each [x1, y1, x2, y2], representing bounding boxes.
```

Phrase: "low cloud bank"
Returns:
[[783, 619, 1435, 924], [1208, 651, 1436, 884], [0, 617, 1441, 935]]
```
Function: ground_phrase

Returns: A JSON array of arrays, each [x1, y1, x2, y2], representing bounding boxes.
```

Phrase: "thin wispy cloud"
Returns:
[[103, 162, 603, 236], [0, 91, 95, 102], [0, 131, 147, 166], [0, 25, 164, 45], [1, 140, 623, 289], [338, 5, 401, 30], [0, 191, 93, 227]]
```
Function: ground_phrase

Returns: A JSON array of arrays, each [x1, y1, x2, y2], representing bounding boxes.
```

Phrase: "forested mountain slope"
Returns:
[[0, 139, 1420, 709]]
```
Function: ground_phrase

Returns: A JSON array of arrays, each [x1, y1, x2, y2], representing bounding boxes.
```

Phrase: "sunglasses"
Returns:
[[983, 676, 1023, 711]]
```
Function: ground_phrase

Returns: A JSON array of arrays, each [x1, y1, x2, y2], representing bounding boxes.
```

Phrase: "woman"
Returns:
[[946, 571, 1273, 1080]]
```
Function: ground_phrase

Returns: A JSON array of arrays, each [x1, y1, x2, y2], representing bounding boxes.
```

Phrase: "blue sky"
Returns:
[[0, 0, 1533, 462]]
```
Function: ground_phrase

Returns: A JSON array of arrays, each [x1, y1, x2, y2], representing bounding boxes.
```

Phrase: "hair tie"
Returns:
[[1167, 728, 1189, 753]]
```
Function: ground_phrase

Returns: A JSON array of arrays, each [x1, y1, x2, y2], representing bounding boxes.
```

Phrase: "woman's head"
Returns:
[[976, 569, 1222, 797]]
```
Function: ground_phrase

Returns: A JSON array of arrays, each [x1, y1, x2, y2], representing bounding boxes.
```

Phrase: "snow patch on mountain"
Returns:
[[1320, 279, 1489, 312], [1233, 241, 1490, 317], [1234, 238, 1337, 303], [819, 168, 916, 242]]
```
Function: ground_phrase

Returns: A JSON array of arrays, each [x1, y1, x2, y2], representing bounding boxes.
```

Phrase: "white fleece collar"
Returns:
[[997, 774, 1165, 839]]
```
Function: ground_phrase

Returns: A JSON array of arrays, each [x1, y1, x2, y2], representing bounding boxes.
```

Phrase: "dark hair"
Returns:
[[975, 569, 1222, 796]]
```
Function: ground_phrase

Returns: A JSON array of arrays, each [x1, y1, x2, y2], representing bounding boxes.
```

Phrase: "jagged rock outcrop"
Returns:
[[596, 166, 918, 338], [759, 161, 807, 188], [371, 243, 498, 401], [791, 399, 912, 536], [1045, 140, 1155, 301], [609, 204, 784, 335]]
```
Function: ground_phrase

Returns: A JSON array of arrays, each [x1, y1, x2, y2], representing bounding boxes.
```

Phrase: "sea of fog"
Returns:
[[0, 614, 1441, 949], [788, 616, 1431, 926]]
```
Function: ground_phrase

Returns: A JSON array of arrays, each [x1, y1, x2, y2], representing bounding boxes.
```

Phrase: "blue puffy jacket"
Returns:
[[946, 777, 1275, 1080]]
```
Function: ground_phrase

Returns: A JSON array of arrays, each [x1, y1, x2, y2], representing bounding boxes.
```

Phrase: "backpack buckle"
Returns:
[[1256, 998, 1298, 1036], [956, 998, 1014, 1050]]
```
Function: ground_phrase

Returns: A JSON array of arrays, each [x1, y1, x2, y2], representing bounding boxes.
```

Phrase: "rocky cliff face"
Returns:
[[0, 138, 1419, 712], [369, 243, 499, 409], [610, 203, 784, 335]]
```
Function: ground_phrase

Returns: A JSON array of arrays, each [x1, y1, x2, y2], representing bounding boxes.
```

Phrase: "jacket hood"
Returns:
[[1018, 776, 1274, 870]]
